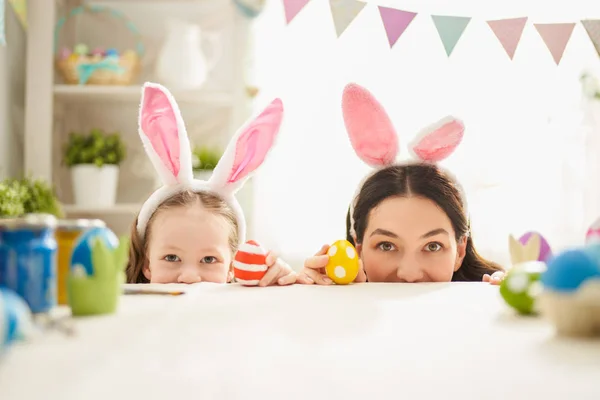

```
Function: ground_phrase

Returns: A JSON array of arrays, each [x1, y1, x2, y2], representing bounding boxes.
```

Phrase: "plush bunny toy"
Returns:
[[341, 83, 466, 240], [136, 82, 284, 244]]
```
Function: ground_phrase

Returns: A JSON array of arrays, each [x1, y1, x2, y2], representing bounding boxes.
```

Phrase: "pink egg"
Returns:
[[586, 217, 600, 244], [91, 47, 105, 56], [519, 231, 553, 263]]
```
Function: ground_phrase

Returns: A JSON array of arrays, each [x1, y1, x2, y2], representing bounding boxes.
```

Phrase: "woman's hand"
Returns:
[[297, 244, 367, 285], [483, 270, 505, 285], [258, 252, 297, 286]]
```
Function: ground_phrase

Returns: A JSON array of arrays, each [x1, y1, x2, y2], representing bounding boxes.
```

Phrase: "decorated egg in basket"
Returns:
[[1, 287, 33, 353], [233, 240, 268, 286], [538, 249, 600, 337], [70, 227, 119, 277], [500, 261, 547, 315], [325, 240, 360, 285]]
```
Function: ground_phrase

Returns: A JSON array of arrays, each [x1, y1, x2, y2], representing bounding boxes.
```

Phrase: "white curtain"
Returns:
[[248, 0, 600, 268]]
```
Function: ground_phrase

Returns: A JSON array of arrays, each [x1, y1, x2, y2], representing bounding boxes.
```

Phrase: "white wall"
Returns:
[[0, 8, 26, 179]]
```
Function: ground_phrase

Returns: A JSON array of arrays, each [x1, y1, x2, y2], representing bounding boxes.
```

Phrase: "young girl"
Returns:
[[298, 83, 505, 285], [126, 82, 296, 286]]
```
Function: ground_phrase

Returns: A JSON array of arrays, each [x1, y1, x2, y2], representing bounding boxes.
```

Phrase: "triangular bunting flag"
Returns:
[[581, 20, 600, 57], [283, 0, 311, 25], [487, 17, 528, 60], [432, 15, 471, 57], [534, 23, 576, 65], [378, 7, 417, 48], [329, 0, 366, 38]]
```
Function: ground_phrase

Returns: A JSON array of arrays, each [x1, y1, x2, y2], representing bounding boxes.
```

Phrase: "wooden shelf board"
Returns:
[[63, 203, 141, 215], [53, 84, 234, 105]]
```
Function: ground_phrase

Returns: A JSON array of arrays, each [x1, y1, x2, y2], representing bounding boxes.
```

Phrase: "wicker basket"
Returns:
[[54, 5, 144, 85]]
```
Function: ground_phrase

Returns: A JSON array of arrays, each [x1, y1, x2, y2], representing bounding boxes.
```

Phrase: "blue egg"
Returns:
[[70, 227, 119, 276], [0, 287, 32, 350], [541, 249, 600, 292]]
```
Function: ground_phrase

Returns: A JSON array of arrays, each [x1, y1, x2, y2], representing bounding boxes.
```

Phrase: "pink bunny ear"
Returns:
[[409, 116, 465, 162], [342, 83, 399, 167], [138, 82, 193, 186], [209, 98, 284, 194]]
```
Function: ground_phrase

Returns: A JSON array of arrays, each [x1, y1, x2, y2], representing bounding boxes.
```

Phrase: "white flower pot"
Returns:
[[193, 170, 213, 181], [71, 164, 119, 208]]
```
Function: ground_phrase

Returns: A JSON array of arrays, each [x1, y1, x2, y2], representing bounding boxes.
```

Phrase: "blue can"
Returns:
[[0, 214, 58, 313]]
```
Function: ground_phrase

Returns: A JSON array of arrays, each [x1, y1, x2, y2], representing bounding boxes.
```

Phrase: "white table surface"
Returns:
[[1, 282, 599, 400]]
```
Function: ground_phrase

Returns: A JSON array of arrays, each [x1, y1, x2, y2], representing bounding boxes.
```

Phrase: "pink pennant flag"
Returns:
[[487, 17, 528, 60], [534, 23, 576, 65], [378, 7, 417, 48], [283, 0, 311, 25]]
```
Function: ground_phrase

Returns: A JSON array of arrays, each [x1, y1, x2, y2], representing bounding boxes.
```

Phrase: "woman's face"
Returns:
[[357, 196, 467, 282]]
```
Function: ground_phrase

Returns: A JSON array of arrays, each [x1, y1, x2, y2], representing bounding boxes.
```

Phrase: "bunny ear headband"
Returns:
[[136, 82, 284, 243], [342, 83, 467, 240]]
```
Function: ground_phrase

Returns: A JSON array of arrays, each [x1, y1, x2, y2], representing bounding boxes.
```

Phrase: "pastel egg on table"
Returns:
[[233, 240, 268, 286], [539, 249, 600, 336], [499, 261, 547, 315], [326, 240, 360, 285], [519, 231, 552, 262], [70, 227, 119, 277], [0, 287, 33, 350]]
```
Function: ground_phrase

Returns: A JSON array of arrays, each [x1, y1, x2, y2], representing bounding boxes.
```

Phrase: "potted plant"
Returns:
[[0, 177, 64, 218], [192, 145, 222, 181], [63, 129, 126, 208]]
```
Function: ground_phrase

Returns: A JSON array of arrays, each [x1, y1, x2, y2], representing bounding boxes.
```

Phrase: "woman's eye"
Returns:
[[164, 254, 181, 262], [424, 242, 443, 252], [377, 242, 395, 252], [201, 256, 218, 264]]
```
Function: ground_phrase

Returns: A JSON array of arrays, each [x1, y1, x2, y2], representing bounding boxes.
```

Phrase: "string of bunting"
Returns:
[[282, 0, 600, 65]]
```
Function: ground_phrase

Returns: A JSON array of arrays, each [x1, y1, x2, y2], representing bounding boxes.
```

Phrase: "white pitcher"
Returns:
[[154, 18, 221, 90]]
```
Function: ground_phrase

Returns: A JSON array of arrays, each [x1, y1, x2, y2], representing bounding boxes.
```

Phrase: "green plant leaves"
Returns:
[[192, 146, 222, 171], [63, 129, 127, 167], [0, 177, 63, 218]]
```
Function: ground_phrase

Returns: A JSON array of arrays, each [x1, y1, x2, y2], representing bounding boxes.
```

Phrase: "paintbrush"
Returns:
[[123, 287, 185, 296]]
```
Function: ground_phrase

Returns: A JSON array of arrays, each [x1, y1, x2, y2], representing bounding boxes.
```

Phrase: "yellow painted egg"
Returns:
[[325, 240, 359, 285]]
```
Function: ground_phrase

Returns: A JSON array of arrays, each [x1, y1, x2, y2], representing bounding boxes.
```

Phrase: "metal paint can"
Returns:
[[0, 214, 58, 313], [56, 219, 105, 305]]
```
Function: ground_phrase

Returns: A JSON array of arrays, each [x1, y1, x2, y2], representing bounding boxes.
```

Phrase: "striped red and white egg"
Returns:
[[233, 240, 268, 286]]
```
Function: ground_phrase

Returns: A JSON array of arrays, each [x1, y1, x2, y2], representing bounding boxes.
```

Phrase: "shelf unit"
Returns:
[[53, 84, 234, 105], [25, 0, 254, 235]]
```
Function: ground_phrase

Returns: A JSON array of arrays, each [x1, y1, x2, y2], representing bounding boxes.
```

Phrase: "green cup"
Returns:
[[67, 273, 124, 316]]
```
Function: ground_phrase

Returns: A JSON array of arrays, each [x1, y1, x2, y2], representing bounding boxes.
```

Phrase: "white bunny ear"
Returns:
[[408, 116, 465, 163], [138, 82, 193, 186], [342, 83, 399, 167], [209, 98, 284, 195]]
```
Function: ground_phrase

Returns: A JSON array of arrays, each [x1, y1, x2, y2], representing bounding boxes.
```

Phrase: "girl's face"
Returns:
[[144, 205, 234, 284], [357, 196, 467, 283]]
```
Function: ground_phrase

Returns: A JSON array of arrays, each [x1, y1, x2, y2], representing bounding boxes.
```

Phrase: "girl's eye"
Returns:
[[164, 254, 181, 262], [201, 256, 218, 264], [424, 242, 443, 252], [377, 242, 395, 252]]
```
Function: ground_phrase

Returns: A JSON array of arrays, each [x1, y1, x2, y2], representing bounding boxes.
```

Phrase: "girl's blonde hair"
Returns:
[[126, 190, 239, 283]]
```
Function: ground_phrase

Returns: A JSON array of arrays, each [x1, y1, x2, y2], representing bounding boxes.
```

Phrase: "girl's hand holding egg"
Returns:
[[233, 240, 297, 287]]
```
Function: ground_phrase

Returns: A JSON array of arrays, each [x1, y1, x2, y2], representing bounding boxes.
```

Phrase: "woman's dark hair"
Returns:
[[346, 163, 503, 281]]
